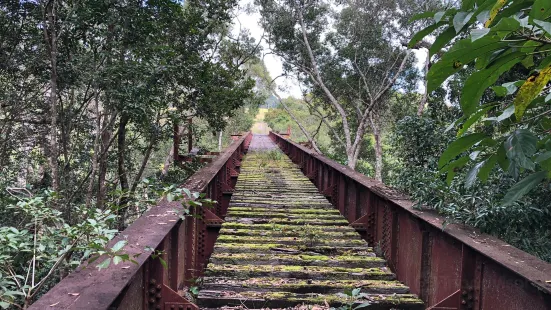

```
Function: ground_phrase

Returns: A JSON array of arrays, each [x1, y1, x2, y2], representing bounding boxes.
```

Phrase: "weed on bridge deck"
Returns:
[[197, 135, 423, 309]]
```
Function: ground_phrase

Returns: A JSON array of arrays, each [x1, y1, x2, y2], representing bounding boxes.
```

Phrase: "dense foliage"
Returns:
[[412, 0, 551, 204], [261, 0, 551, 263], [0, 0, 260, 308]]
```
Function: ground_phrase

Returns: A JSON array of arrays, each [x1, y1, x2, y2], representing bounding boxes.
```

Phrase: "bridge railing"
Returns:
[[270, 131, 551, 310], [29, 132, 252, 310]]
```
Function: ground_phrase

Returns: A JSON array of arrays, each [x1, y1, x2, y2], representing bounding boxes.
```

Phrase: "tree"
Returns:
[[0, 0, 259, 306], [256, 0, 417, 179], [414, 0, 551, 204]]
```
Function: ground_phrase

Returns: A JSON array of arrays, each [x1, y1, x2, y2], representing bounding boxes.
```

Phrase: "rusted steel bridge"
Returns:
[[30, 133, 551, 310]]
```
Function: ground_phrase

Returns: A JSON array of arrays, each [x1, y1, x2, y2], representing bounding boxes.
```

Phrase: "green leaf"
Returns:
[[462, 0, 477, 10], [479, 154, 498, 182], [505, 129, 538, 170], [428, 37, 510, 92], [409, 11, 436, 23], [497, 144, 510, 171], [182, 188, 192, 198], [535, 151, 551, 163], [514, 64, 551, 120], [465, 161, 485, 188], [97, 258, 111, 270], [458, 106, 494, 136], [439, 133, 487, 169], [408, 22, 446, 48], [534, 19, 551, 35], [502, 171, 547, 205], [443, 157, 468, 185], [486, 0, 508, 27], [0, 301, 9, 309], [434, 11, 446, 23], [496, 104, 515, 122], [430, 27, 456, 56], [471, 28, 491, 41], [190, 286, 200, 295], [491, 80, 524, 97], [530, 0, 551, 21], [460, 52, 524, 115], [113, 255, 123, 265], [491, 86, 508, 96], [453, 11, 474, 33], [111, 240, 126, 252], [158, 257, 168, 269]]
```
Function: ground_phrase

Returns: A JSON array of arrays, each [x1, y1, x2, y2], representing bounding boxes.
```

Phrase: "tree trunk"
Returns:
[[347, 152, 357, 170], [86, 94, 101, 208], [218, 131, 223, 151], [370, 117, 383, 182], [418, 50, 430, 116], [131, 133, 157, 194], [273, 91, 322, 154], [45, 0, 59, 194], [97, 112, 116, 209], [117, 114, 130, 230]]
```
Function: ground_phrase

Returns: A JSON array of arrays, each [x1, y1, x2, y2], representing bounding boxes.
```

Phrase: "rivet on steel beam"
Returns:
[[149, 298, 156, 304], [150, 288, 156, 294], [171, 306, 175, 309], [156, 293, 162, 299], [179, 306, 184, 310], [156, 284, 162, 290], [150, 279, 157, 285], [462, 290, 467, 296], [156, 305, 161, 310], [461, 299, 467, 305]]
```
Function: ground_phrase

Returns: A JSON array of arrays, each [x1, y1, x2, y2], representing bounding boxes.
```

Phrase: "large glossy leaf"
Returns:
[[530, 0, 551, 21], [430, 26, 456, 56], [460, 52, 525, 115], [471, 28, 491, 41], [458, 105, 494, 136], [439, 133, 487, 169], [497, 144, 510, 171], [408, 22, 447, 48], [409, 11, 436, 23], [534, 19, 551, 35], [492, 0, 533, 26], [479, 154, 498, 182], [427, 37, 509, 92], [513, 64, 551, 120], [462, 0, 477, 10], [505, 129, 538, 170], [486, 0, 509, 27], [443, 156, 470, 184], [465, 161, 486, 188], [453, 11, 474, 33], [502, 171, 547, 205]]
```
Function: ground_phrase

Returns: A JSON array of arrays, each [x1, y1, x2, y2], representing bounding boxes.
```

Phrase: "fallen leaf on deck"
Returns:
[[68, 293, 80, 296]]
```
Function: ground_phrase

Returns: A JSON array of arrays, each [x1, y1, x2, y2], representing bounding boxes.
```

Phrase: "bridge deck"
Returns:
[[197, 135, 423, 309]]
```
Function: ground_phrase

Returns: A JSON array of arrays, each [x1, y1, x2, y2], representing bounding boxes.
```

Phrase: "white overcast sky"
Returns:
[[233, 0, 427, 98]]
